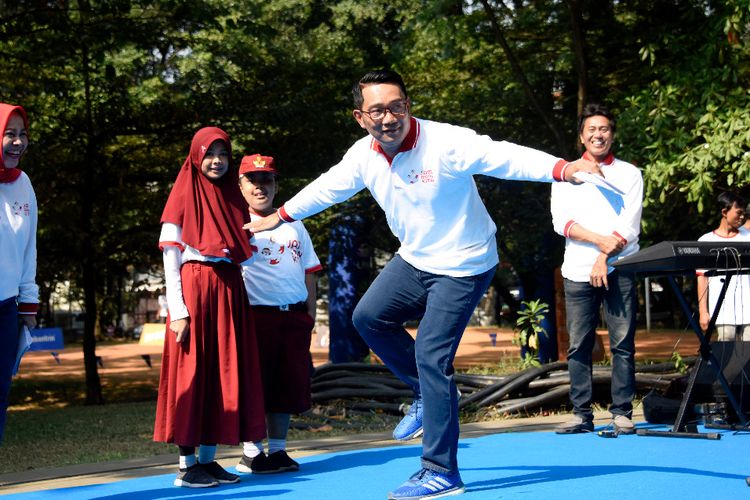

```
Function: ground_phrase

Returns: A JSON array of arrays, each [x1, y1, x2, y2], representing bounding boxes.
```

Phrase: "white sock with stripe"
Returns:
[[243, 440, 264, 458]]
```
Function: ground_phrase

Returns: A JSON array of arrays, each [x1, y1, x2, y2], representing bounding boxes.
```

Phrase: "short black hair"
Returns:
[[717, 191, 747, 213], [352, 69, 409, 109], [578, 103, 616, 135]]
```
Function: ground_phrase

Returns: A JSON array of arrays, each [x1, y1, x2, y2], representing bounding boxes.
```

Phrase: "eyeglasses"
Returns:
[[359, 101, 408, 120]]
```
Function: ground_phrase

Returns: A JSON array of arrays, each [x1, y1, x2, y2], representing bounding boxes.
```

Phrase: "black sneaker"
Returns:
[[268, 450, 299, 472], [236, 453, 284, 474], [555, 415, 594, 434], [174, 464, 219, 488], [199, 461, 240, 484]]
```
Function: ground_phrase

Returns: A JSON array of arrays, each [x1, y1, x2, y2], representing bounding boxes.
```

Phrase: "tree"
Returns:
[[617, 0, 750, 241], [0, 0, 216, 403]]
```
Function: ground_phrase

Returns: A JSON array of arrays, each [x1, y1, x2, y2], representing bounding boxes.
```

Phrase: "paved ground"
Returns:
[[2, 326, 698, 494], [15, 326, 699, 382]]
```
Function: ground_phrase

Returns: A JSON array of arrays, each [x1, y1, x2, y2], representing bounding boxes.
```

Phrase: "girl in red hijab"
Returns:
[[154, 127, 265, 488], [0, 103, 38, 443]]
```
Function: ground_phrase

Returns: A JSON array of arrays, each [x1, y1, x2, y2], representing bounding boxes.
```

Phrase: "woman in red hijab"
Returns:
[[154, 127, 265, 488], [0, 103, 38, 444]]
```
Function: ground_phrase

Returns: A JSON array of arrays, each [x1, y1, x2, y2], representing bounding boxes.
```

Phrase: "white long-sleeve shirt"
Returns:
[[0, 171, 38, 310], [279, 118, 566, 277], [550, 155, 643, 282], [159, 222, 254, 320]]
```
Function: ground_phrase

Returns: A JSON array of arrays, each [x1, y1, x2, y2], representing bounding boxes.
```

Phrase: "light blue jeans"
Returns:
[[353, 254, 495, 474], [564, 271, 637, 420]]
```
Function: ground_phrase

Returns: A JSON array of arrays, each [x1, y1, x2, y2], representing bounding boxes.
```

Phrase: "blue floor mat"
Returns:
[[5, 425, 749, 499]]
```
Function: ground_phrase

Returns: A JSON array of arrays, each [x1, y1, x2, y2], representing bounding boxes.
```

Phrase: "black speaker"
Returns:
[[693, 341, 750, 419]]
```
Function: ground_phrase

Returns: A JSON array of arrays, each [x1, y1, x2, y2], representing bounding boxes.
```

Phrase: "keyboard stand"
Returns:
[[637, 272, 748, 439]]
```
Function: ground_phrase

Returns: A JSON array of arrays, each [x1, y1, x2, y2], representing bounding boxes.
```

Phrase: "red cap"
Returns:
[[239, 154, 277, 175]]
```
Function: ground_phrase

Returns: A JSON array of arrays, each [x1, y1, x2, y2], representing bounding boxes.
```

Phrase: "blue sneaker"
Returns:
[[393, 398, 423, 441], [388, 468, 465, 499]]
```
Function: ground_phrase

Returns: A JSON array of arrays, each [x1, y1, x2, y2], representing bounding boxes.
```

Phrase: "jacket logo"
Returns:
[[407, 169, 435, 184], [12, 202, 30, 217]]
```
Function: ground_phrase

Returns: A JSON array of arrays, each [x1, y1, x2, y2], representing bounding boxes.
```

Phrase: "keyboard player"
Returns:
[[697, 191, 750, 341]]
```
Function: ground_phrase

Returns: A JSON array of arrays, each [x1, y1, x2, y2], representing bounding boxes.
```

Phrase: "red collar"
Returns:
[[371, 117, 420, 165], [582, 151, 615, 165]]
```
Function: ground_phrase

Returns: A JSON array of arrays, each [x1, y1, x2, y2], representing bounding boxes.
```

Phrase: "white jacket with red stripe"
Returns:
[[280, 117, 567, 277], [551, 155, 643, 282], [0, 171, 38, 312]]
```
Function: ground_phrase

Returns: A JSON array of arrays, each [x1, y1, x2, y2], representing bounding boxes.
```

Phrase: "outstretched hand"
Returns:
[[244, 211, 283, 233], [564, 158, 604, 183]]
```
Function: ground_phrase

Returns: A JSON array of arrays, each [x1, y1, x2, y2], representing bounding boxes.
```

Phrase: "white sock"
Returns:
[[198, 445, 216, 464], [268, 438, 286, 454], [179, 454, 196, 470], [243, 441, 264, 458]]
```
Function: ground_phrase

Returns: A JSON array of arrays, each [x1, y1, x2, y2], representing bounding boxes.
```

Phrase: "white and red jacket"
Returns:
[[278, 117, 567, 277], [551, 153, 643, 282], [0, 171, 38, 314], [697, 228, 750, 325], [242, 214, 322, 306]]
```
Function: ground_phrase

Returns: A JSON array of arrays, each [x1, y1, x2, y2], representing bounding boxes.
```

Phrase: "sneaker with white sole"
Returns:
[[555, 414, 594, 434], [613, 414, 635, 434], [199, 461, 240, 484], [236, 453, 284, 474], [388, 468, 465, 499], [174, 464, 219, 488], [267, 450, 300, 472], [393, 398, 423, 441]]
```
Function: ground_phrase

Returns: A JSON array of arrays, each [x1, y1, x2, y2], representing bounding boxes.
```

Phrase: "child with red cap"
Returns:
[[154, 128, 266, 488], [235, 154, 322, 474]]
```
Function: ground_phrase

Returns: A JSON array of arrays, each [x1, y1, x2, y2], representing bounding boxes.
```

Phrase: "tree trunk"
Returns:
[[79, 3, 103, 404], [566, 0, 589, 119], [479, 0, 569, 155]]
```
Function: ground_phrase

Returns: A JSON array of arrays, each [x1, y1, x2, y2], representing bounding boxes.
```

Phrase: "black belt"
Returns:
[[252, 302, 307, 312]]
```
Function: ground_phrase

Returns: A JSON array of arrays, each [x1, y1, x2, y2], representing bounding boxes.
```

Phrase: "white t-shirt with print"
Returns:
[[242, 214, 322, 306]]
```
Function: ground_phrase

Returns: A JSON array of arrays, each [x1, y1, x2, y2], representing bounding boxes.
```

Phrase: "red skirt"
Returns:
[[153, 261, 266, 446]]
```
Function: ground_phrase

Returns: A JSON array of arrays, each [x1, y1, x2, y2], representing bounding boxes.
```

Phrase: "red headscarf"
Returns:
[[0, 103, 29, 183], [160, 127, 253, 263]]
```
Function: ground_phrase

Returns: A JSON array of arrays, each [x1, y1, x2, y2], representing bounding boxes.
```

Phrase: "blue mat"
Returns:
[[5, 425, 749, 499]]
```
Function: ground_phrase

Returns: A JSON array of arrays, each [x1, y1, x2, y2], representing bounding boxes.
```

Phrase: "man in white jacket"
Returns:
[[551, 103, 643, 436], [249, 69, 603, 499]]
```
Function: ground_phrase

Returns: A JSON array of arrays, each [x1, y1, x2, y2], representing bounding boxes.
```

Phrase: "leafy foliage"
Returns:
[[513, 299, 549, 369], [2, 0, 749, 399]]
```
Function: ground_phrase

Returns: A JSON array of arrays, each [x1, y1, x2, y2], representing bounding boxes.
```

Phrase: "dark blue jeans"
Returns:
[[564, 271, 637, 420], [353, 255, 495, 474], [0, 297, 20, 443]]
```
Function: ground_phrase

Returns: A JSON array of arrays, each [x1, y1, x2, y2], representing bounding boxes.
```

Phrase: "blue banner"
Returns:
[[29, 327, 64, 351]]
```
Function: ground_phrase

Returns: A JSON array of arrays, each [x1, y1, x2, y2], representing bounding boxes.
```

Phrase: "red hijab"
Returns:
[[0, 103, 29, 183], [160, 127, 253, 263]]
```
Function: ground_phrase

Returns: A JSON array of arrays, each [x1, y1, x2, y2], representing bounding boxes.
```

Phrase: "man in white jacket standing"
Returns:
[[249, 69, 603, 499], [551, 103, 643, 436]]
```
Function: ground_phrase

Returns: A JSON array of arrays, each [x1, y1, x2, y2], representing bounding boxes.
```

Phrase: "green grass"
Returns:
[[1, 401, 174, 474], [1, 357, 657, 476], [1, 378, 404, 475]]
